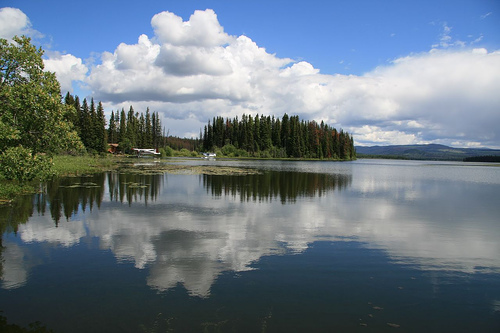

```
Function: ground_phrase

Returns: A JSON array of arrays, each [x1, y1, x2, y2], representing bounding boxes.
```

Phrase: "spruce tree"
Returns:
[[138, 113, 145, 147], [145, 108, 152, 148], [80, 98, 91, 149], [119, 108, 126, 144], [95, 101, 107, 152], [73, 96, 82, 136], [108, 111, 117, 144]]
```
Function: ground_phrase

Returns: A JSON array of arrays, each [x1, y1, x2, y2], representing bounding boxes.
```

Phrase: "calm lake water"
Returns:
[[1, 159, 499, 332]]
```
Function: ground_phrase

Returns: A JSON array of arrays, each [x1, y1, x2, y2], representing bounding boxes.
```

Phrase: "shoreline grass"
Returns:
[[0, 155, 124, 203], [51, 154, 123, 176], [0, 153, 354, 203]]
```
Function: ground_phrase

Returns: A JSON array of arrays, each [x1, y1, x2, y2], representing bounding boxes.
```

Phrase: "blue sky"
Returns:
[[1, 0, 500, 147]]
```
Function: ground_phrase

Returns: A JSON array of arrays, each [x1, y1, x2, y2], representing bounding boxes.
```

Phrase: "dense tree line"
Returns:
[[202, 114, 356, 160], [63, 93, 169, 154], [463, 155, 500, 162]]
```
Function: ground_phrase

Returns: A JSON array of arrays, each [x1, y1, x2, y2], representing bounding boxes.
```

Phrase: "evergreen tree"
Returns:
[[153, 112, 162, 149], [138, 113, 145, 147], [89, 98, 97, 150], [247, 115, 254, 153], [80, 98, 91, 149], [199, 112, 355, 160], [73, 96, 82, 136], [152, 112, 157, 149], [119, 108, 126, 144], [272, 116, 281, 148], [145, 108, 152, 148], [126, 106, 136, 147], [63, 92, 78, 126], [253, 114, 261, 152], [260, 115, 272, 151], [108, 111, 117, 144], [281, 113, 290, 155], [95, 101, 107, 152]]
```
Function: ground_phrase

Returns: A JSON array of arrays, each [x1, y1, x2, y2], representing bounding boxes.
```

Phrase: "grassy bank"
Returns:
[[1, 152, 353, 203], [0, 155, 123, 203], [51, 154, 122, 176]]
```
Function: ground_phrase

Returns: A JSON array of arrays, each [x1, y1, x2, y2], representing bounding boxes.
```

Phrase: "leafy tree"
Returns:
[[0, 36, 84, 154], [0, 146, 53, 181]]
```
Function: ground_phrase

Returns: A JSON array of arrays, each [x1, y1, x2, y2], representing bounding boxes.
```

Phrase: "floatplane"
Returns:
[[131, 148, 160, 158], [202, 152, 216, 159]]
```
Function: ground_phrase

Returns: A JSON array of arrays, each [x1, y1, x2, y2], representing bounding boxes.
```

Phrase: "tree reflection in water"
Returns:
[[203, 171, 352, 203], [0, 169, 350, 293], [1, 170, 350, 230]]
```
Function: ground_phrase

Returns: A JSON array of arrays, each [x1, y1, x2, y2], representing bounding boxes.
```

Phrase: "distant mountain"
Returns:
[[355, 144, 500, 161]]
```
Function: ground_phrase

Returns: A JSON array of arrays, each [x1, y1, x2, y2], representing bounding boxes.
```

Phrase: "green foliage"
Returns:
[[118, 138, 133, 154], [0, 119, 20, 150], [159, 146, 173, 157], [0, 146, 53, 182], [218, 144, 250, 157], [175, 148, 194, 157], [0, 36, 84, 154], [51, 155, 118, 176], [202, 114, 356, 160], [221, 143, 237, 156]]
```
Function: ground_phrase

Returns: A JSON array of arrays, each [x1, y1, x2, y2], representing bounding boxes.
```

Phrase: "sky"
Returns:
[[1, 0, 499, 148]]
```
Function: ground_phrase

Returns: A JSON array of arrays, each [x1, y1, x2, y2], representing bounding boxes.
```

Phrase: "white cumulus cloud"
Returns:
[[151, 9, 234, 47], [0, 7, 35, 39], [83, 9, 500, 147], [5, 8, 500, 148], [44, 52, 88, 93]]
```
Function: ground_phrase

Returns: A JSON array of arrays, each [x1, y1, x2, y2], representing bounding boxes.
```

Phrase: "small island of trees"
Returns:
[[202, 115, 355, 160]]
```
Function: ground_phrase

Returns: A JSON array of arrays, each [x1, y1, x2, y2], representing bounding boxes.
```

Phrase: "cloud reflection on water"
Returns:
[[1, 161, 499, 297]]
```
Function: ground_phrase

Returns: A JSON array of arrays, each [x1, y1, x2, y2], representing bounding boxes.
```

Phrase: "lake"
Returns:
[[1, 159, 499, 332]]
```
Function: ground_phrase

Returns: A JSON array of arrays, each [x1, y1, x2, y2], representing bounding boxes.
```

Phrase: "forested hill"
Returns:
[[202, 114, 356, 160], [356, 144, 500, 161]]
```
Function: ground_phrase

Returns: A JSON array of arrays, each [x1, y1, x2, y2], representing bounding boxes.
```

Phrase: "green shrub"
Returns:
[[214, 148, 223, 157], [0, 146, 54, 182], [221, 144, 236, 156], [235, 149, 248, 157], [259, 150, 272, 158], [175, 148, 192, 157]]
